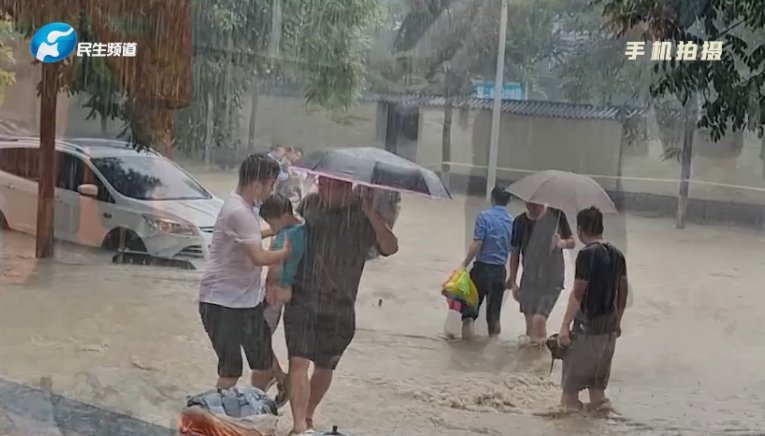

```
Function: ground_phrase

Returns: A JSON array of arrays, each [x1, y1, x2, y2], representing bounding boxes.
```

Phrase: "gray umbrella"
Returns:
[[505, 170, 616, 214], [296, 147, 451, 199]]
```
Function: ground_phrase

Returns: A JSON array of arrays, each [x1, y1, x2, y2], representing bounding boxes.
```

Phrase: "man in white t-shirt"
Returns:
[[199, 153, 291, 390]]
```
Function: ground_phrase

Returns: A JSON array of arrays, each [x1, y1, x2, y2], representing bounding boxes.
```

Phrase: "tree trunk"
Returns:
[[616, 124, 626, 196], [760, 136, 764, 179], [35, 62, 58, 258], [100, 115, 108, 134], [441, 97, 453, 189], [204, 91, 214, 168], [675, 98, 696, 229], [248, 87, 258, 150]]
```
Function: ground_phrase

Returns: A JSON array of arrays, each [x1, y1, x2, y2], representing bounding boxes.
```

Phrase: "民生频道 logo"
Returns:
[[30, 22, 78, 63]]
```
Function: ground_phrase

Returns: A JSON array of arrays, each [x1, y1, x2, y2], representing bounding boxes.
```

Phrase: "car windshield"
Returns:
[[91, 156, 211, 201]]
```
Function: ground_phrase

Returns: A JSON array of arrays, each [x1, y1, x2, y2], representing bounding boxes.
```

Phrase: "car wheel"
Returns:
[[0, 210, 8, 229], [101, 228, 147, 252]]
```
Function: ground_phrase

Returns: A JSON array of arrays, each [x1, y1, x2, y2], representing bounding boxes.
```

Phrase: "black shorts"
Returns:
[[283, 299, 355, 370], [519, 286, 562, 318], [199, 302, 272, 378]]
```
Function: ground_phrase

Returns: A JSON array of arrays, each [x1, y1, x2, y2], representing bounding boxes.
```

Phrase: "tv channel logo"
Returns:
[[30, 22, 138, 63], [30, 22, 78, 63]]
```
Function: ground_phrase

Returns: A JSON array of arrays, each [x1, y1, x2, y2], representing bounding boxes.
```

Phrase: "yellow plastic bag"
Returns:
[[441, 267, 479, 310]]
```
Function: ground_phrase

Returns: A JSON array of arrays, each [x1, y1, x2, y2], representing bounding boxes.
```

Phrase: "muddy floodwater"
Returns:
[[1, 169, 765, 435]]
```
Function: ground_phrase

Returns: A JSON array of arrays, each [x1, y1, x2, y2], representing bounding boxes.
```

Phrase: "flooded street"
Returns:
[[1, 168, 765, 435]]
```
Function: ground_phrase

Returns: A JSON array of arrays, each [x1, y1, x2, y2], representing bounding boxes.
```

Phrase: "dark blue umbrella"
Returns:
[[296, 147, 451, 199]]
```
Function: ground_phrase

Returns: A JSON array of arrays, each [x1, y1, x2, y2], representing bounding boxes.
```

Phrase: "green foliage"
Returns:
[[0, 15, 17, 104], [68, 16, 124, 125], [600, 0, 765, 141], [175, 0, 382, 156], [554, 1, 650, 106], [390, 0, 569, 95], [284, 0, 382, 109]]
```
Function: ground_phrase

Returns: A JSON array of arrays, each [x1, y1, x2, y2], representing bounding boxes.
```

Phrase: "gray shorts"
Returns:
[[561, 333, 617, 392]]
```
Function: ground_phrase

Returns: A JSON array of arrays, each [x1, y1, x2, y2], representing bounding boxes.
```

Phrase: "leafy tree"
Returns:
[[391, 0, 571, 182], [600, 0, 765, 226], [175, 0, 382, 161], [0, 15, 17, 104], [600, 0, 765, 140]]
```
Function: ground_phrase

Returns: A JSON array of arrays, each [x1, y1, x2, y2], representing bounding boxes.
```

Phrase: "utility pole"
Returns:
[[675, 96, 696, 229], [35, 62, 58, 258], [486, 0, 508, 200]]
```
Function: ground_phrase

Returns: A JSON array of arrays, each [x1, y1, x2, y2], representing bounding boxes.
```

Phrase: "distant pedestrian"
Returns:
[[198, 153, 290, 390], [459, 187, 514, 339], [268, 144, 290, 195], [507, 202, 575, 345], [557, 206, 628, 411]]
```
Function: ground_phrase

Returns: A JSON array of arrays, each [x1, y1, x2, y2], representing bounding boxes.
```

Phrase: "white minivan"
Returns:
[[0, 137, 222, 259]]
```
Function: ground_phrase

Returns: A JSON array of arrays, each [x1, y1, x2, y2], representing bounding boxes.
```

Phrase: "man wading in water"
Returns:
[[558, 206, 628, 411], [507, 202, 575, 345], [459, 187, 514, 339], [198, 154, 290, 390], [285, 177, 398, 435]]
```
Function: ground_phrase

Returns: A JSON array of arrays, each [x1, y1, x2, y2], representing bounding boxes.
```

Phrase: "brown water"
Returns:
[[1, 169, 764, 435]]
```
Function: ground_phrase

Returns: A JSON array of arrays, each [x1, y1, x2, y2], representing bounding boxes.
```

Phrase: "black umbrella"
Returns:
[[295, 147, 451, 198]]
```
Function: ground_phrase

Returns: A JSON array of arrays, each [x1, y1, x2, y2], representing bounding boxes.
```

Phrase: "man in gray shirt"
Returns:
[[284, 177, 399, 435], [198, 153, 290, 390]]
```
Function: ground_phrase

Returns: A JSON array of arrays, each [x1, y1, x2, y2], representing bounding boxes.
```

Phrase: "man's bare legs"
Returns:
[[586, 389, 610, 410], [250, 369, 273, 391], [271, 353, 287, 383], [216, 377, 238, 389], [288, 357, 311, 434], [531, 314, 548, 345], [524, 314, 533, 336], [306, 367, 333, 428], [560, 390, 583, 410], [216, 368, 271, 391]]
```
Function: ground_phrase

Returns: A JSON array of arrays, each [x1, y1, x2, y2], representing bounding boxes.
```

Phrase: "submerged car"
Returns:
[[0, 137, 221, 259]]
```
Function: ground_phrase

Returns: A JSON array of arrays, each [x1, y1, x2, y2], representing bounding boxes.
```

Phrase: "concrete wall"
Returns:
[[239, 95, 382, 153], [415, 107, 623, 191]]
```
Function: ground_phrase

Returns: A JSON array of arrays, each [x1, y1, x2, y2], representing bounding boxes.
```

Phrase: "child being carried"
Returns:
[[258, 194, 306, 408]]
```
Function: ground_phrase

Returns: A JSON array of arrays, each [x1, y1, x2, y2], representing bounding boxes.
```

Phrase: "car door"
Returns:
[[55, 152, 116, 247], [0, 147, 40, 235]]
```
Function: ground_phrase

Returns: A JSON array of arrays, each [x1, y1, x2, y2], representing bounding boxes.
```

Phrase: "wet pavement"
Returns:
[[1, 171, 765, 435]]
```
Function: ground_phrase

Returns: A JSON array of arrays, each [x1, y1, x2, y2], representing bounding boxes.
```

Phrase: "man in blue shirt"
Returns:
[[460, 186, 514, 339]]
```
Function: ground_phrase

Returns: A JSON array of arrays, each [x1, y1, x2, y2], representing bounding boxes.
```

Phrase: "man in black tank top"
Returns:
[[557, 206, 629, 411]]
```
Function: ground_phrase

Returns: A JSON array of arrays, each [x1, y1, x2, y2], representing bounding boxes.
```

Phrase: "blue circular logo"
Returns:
[[29, 22, 78, 63]]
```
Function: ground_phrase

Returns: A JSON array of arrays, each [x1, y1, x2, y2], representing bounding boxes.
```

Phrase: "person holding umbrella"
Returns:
[[283, 146, 448, 434], [507, 201, 575, 345], [284, 176, 399, 435], [505, 170, 618, 346]]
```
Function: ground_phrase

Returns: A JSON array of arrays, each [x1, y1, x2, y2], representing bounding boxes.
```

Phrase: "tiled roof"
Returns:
[[364, 94, 644, 121]]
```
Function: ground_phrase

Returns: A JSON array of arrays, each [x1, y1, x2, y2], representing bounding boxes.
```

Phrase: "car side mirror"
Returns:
[[77, 184, 98, 198]]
